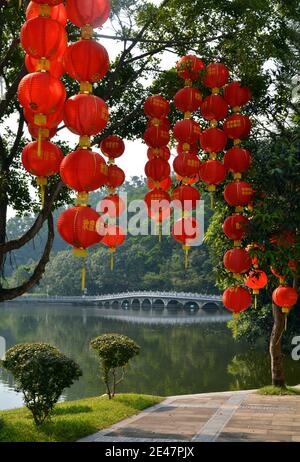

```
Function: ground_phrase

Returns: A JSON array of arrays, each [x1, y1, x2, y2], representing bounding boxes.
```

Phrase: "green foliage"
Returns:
[[1, 343, 82, 425], [257, 385, 300, 396], [90, 334, 140, 399], [0, 394, 162, 442]]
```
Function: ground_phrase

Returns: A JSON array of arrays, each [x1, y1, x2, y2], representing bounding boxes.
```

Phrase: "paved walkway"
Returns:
[[79, 389, 300, 443]]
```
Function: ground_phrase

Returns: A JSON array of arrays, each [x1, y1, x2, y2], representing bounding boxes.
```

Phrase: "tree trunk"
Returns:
[[269, 302, 285, 387], [0, 185, 7, 284]]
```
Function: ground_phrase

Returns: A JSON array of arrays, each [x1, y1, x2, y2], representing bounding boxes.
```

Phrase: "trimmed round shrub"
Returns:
[[1, 343, 82, 425], [90, 333, 140, 399]]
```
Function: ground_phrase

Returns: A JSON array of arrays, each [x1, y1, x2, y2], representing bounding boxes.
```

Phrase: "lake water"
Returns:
[[1, 303, 300, 411]]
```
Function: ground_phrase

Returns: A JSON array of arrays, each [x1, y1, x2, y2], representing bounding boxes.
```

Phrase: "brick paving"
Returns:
[[78, 388, 300, 443]]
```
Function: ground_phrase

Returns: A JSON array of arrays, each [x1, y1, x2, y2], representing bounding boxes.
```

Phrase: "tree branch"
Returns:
[[0, 213, 54, 302], [0, 65, 27, 119]]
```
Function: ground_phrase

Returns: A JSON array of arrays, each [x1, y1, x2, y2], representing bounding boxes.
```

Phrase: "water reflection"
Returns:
[[0, 303, 300, 410]]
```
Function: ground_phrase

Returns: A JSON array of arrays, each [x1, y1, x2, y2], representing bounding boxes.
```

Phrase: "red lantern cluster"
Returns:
[[19, 0, 68, 207], [143, 95, 171, 241], [56, 0, 113, 288]]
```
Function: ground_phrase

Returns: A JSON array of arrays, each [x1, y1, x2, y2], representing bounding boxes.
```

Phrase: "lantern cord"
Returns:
[[159, 222, 162, 243], [110, 253, 114, 271], [210, 192, 215, 209], [37, 128, 42, 158], [40, 184, 45, 209], [254, 294, 257, 310], [183, 246, 189, 270], [81, 259, 86, 292], [285, 313, 288, 331]]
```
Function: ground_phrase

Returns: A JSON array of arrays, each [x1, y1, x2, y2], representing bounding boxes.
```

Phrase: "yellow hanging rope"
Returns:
[[37, 177, 47, 209], [254, 294, 257, 309], [81, 261, 86, 292], [183, 245, 189, 270], [109, 248, 116, 271]]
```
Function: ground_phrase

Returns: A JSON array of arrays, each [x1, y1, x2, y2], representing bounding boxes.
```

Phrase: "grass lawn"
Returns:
[[257, 385, 300, 396], [0, 394, 163, 443]]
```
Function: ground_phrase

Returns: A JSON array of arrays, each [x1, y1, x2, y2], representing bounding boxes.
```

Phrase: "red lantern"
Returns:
[[99, 194, 125, 218], [223, 114, 251, 140], [201, 95, 228, 121], [101, 224, 126, 270], [145, 158, 170, 182], [224, 147, 252, 175], [65, 0, 111, 27], [176, 55, 205, 81], [173, 153, 201, 178], [223, 214, 249, 242], [199, 160, 226, 190], [147, 176, 172, 191], [173, 119, 201, 144], [174, 87, 202, 113], [224, 248, 252, 275], [272, 286, 298, 313], [172, 216, 200, 268], [176, 143, 198, 156], [106, 165, 125, 189], [100, 135, 125, 159], [200, 128, 227, 153], [144, 95, 170, 119], [60, 149, 108, 192], [224, 82, 251, 109], [144, 125, 170, 148], [33, 0, 64, 5], [176, 175, 198, 185], [63, 94, 109, 136], [147, 146, 170, 161], [223, 286, 251, 316], [26, 1, 67, 26], [244, 270, 268, 294], [203, 63, 229, 89], [25, 54, 64, 79], [145, 189, 171, 217], [57, 206, 103, 253], [224, 181, 253, 207], [63, 40, 109, 82], [21, 141, 63, 177], [24, 106, 64, 129], [172, 185, 200, 210], [147, 118, 171, 130], [18, 72, 66, 114], [21, 17, 67, 60]]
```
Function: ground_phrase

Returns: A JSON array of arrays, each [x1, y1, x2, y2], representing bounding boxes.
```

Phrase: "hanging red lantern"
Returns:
[[223, 214, 249, 242], [173, 119, 201, 144], [272, 286, 298, 313], [224, 248, 252, 275], [100, 135, 125, 159], [224, 181, 253, 207], [33, 0, 64, 5], [143, 125, 170, 148], [224, 81, 251, 109], [63, 40, 109, 83], [144, 95, 170, 119], [223, 114, 251, 140], [200, 128, 227, 153], [63, 94, 109, 136], [25, 54, 64, 79], [173, 153, 201, 178], [144, 189, 170, 211], [18, 72, 66, 115], [57, 206, 103, 252], [21, 17, 67, 60], [21, 140, 63, 178], [175, 175, 198, 185], [203, 63, 229, 90], [147, 146, 170, 161], [174, 87, 202, 113], [147, 176, 172, 191], [26, 1, 67, 26], [172, 185, 200, 210], [65, 0, 111, 28], [106, 165, 125, 189], [24, 106, 64, 129], [172, 216, 200, 268], [224, 147, 252, 175], [176, 55, 205, 81], [223, 286, 251, 316], [101, 224, 126, 271], [244, 270, 268, 294], [60, 149, 108, 193], [144, 158, 170, 182], [99, 194, 125, 218], [199, 160, 226, 190], [201, 95, 228, 121]]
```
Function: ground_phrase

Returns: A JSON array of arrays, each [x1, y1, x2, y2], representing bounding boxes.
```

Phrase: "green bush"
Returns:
[[90, 334, 140, 399], [0, 343, 82, 425]]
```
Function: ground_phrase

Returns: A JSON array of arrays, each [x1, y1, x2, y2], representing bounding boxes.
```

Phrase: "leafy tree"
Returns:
[[0, 342, 82, 424], [90, 333, 140, 399], [1, 0, 299, 301]]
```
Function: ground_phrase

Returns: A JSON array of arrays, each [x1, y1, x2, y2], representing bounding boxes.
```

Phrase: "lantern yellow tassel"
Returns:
[[109, 248, 116, 271], [81, 264, 86, 292], [183, 245, 189, 270], [254, 294, 257, 309], [37, 177, 47, 209], [37, 127, 42, 158]]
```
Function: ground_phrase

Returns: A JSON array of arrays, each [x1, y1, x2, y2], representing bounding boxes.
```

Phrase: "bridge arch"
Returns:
[[121, 299, 130, 310], [183, 301, 200, 312], [166, 299, 182, 311], [153, 299, 165, 311], [131, 298, 140, 310], [141, 299, 152, 311], [201, 301, 220, 313]]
